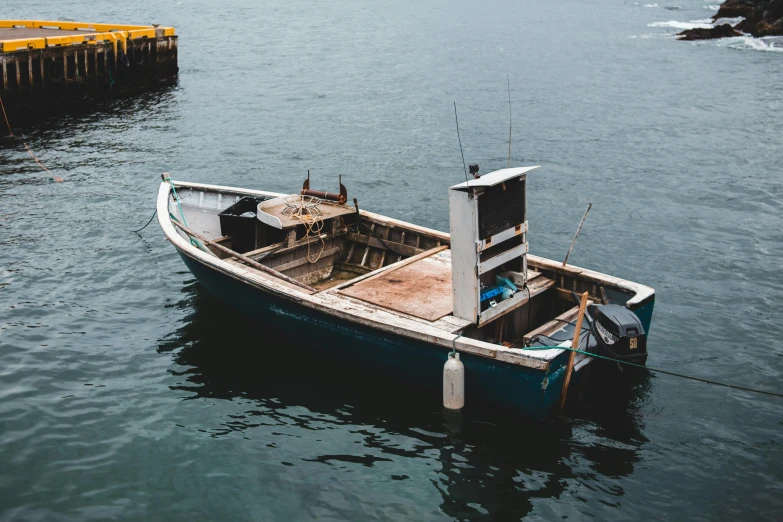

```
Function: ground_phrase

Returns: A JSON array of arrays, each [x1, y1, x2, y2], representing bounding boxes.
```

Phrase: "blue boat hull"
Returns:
[[177, 249, 654, 419]]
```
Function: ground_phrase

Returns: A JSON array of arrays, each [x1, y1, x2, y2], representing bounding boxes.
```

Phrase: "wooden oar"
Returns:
[[560, 291, 588, 411], [170, 219, 317, 293]]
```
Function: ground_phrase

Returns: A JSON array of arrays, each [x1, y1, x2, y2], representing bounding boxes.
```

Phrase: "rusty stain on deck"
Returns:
[[339, 256, 454, 322]]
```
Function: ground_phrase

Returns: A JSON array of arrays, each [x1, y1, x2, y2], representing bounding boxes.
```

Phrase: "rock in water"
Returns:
[[677, 0, 782, 40], [716, 0, 783, 36], [678, 23, 743, 40]]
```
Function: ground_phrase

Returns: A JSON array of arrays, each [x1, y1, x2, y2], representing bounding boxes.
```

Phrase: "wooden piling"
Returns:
[[559, 291, 588, 412], [0, 20, 178, 120]]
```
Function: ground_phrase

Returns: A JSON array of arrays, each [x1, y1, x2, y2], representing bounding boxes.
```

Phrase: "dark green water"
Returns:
[[2, 0, 782, 520]]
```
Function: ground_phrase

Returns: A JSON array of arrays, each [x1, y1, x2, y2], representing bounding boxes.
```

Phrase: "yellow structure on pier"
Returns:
[[0, 19, 178, 116], [0, 20, 175, 53]]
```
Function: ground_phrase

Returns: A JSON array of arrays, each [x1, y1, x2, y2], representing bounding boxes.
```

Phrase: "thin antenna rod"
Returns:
[[454, 102, 469, 185], [563, 203, 592, 266], [507, 75, 512, 168]]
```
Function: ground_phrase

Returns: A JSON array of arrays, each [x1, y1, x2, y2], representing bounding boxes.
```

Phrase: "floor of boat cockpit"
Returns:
[[337, 251, 454, 321]]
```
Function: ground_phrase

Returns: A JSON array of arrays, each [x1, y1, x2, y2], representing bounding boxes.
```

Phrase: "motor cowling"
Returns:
[[587, 304, 647, 363]]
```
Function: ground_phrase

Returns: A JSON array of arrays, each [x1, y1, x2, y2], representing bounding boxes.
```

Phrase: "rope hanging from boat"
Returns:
[[522, 345, 783, 398], [131, 208, 157, 233]]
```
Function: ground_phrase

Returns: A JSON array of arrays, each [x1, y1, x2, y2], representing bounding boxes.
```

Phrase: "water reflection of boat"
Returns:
[[157, 167, 654, 418], [160, 287, 652, 519]]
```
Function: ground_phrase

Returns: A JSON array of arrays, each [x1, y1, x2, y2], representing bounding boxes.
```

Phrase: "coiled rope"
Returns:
[[292, 213, 325, 263], [523, 345, 783, 398]]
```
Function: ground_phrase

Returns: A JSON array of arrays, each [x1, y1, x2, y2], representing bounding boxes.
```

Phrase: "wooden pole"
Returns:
[[563, 203, 592, 266], [170, 219, 317, 293], [560, 291, 588, 411]]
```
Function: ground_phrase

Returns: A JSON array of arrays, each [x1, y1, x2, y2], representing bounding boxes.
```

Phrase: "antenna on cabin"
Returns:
[[454, 102, 469, 185], [563, 203, 592, 266], [507, 75, 512, 168]]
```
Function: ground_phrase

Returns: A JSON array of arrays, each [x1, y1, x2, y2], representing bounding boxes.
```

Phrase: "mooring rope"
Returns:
[[522, 345, 783, 398], [131, 208, 157, 233], [0, 95, 13, 137], [0, 95, 62, 182]]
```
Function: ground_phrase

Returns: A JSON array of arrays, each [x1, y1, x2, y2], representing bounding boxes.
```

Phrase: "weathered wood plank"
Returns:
[[560, 292, 588, 411], [397, 231, 405, 262], [360, 223, 375, 266], [333, 245, 449, 291], [334, 262, 373, 275], [170, 219, 317, 293], [523, 306, 580, 345], [270, 246, 341, 273], [338, 256, 453, 322], [3, 56, 8, 90], [224, 258, 315, 295], [346, 231, 424, 257], [378, 226, 389, 268], [359, 209, 449, 243], [553, 287, 600, 305]]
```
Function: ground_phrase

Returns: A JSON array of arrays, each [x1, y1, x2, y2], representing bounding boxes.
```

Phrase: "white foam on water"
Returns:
[[714, 17, 744, 26], [718, 36, 783, 52], [704, 4, 720, 10], [644, 3, 659, 7], [648, 20, 713, 29]]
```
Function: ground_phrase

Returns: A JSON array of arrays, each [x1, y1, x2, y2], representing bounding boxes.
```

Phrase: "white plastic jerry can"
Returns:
[[443, 352, 465, 411]]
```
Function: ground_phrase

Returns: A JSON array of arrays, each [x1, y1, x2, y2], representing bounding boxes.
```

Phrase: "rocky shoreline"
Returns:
[[677, 0, 783, 40]]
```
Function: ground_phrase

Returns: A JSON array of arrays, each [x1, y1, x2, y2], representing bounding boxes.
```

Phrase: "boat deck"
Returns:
[[223, 239, 559, 337], [338, 249, 454, 321]]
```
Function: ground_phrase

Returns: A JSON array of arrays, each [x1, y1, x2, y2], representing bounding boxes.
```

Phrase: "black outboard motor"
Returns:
[[584, 302, 647, 365], [529, 292, 648, 366]]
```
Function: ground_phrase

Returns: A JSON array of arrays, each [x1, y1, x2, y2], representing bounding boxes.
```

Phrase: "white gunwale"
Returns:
[[158, 180, 654, 372]]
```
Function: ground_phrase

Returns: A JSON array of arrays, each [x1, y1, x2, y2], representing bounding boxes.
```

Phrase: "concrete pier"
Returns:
[[0, 20, 178, 123]]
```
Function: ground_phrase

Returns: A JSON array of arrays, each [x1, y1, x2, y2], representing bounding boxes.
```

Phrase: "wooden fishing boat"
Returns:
[[157, 167, 655, 418]]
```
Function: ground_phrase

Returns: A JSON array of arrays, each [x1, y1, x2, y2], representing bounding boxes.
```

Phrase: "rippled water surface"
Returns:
[[2, 0, 782, 520]]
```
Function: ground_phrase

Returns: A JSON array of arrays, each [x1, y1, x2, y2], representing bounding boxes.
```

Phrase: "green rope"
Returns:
[[163, 175, 188, 227], [169, 213, 214, 256], [522, 345, 783, 398], [164, 176, 211, 252]]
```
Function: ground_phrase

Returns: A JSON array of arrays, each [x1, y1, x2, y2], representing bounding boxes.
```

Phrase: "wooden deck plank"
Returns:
[[338, 255, 453, 322], [224, 258, 317, 295], [328, 245, 448, 292]]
